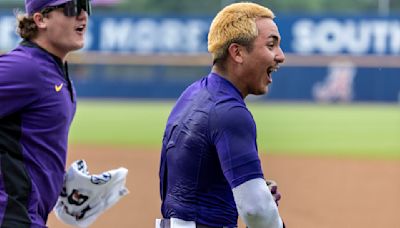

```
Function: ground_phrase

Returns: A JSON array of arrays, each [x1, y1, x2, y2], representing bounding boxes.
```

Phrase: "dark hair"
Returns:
[[15, 8, 54, 40], [16, 13, 38, 40]]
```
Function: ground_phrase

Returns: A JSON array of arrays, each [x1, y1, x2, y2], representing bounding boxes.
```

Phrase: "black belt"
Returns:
[[160, 218, 234, 228]]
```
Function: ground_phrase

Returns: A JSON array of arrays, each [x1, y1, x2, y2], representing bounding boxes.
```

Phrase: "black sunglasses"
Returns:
[[41, 0, 91, 17]]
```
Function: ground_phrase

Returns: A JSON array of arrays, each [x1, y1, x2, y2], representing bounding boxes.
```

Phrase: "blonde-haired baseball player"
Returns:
[[158, 2, 285, 228]]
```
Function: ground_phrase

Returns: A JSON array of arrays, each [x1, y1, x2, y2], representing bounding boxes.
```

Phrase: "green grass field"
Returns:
[[70, 100, 400, 159]]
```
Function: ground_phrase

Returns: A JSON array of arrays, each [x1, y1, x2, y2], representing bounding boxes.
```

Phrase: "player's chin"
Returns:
[[264, 86, 270, 94], [261, 81, 271, 94], [253, 86, 268, 95], [70, 42, 85, 51]]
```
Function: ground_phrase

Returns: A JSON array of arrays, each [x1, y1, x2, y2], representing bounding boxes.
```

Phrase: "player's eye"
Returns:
[[266, 43, 275, 50]]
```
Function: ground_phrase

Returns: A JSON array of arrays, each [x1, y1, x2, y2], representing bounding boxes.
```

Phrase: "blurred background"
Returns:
[[1, 0, 400, 102], [0, 1, 399, 228]]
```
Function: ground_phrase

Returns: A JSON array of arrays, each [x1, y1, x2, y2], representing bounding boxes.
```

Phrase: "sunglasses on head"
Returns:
[[41, 0, 91, 17]]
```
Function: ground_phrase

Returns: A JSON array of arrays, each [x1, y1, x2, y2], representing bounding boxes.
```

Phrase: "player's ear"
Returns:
[[32, 12, 47, 29], [227, 43, 244, 64]]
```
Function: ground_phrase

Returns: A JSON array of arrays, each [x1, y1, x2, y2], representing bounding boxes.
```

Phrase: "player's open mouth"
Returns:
[[75, 24, 86, 34], [267, 66, 279, 83]]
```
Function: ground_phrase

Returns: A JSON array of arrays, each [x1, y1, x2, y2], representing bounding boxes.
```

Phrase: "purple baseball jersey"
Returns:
[[159, 72, 264, 227], [0, 41, 76, 227]]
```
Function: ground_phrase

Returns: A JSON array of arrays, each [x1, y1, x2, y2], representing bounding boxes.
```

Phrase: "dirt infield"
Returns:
[[47, 145, 400, 228]]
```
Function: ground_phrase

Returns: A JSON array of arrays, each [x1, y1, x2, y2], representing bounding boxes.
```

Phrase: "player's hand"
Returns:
[[266, 179, 281, 206]]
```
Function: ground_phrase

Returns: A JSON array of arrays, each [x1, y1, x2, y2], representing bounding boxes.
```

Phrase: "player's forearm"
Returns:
[[232, 178, 284, 228]]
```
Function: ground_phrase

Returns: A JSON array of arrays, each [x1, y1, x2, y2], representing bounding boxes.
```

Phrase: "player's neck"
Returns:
[[212, 66, 247, 98], [31, 37, 68, 62]]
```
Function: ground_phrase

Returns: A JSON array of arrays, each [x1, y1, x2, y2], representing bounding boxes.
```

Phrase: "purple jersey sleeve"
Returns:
[[212, 106, 264, 188], [0, 54, 40, 117]]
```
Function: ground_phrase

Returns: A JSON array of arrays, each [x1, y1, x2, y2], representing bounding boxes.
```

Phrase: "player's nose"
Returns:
[[76, 9, 88, 21], [275, 47, 285, 64]]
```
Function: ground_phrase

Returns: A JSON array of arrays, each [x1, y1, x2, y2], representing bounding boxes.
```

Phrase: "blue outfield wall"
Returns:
[[266, 67, 400, 102], [68, 64, 400, 102], [69, 65, 211, 99], [1, 12, 399, 102]]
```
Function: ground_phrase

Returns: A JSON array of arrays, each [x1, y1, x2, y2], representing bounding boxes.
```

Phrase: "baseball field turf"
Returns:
[[48, 100, 399, 228], [69, 100, 399, 159]]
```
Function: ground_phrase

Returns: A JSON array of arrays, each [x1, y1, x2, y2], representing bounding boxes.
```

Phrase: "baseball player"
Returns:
[[0, 0, 90, 227], [158, 2, 285, 228]]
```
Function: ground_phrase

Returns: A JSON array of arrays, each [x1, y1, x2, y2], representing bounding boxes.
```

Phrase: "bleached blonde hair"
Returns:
[[208, 2, 275, 65]]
